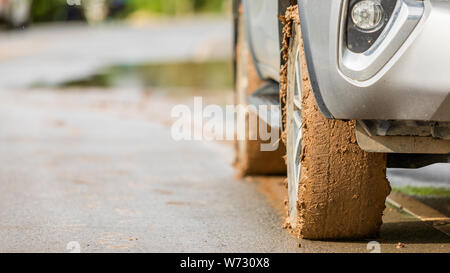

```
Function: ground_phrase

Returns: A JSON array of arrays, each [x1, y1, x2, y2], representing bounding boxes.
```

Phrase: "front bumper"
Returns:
[[300, 0, 450, 122]]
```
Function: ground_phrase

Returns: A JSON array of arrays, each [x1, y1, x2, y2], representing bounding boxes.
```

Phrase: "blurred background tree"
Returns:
[[31, 0, 227, 22], [32, 0, 71, 22]]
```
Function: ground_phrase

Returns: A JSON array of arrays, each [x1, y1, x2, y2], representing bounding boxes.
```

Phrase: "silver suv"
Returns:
[[233, 0, 450, 239]]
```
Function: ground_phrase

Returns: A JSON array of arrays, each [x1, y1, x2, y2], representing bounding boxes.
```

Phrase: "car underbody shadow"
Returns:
[[379, 220, 450, 244]]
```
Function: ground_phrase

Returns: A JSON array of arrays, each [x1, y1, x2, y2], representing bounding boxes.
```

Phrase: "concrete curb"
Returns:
[[387, 192, 450, 236]]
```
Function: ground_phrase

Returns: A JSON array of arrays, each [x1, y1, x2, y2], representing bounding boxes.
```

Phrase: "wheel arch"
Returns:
[[280, 0, 336, 119], [233, 0, 334, 119], [234, 0, 293, 84], [295, 1, 334, 119]]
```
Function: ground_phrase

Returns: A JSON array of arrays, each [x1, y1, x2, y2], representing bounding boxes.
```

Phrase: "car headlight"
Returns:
[[347, 0, 396, 53], [351, 0, 385, 31]]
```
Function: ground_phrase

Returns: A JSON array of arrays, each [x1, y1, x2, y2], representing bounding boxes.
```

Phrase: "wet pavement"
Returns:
[[0, 20, 448, 252], [0, 87, 448, 253], [0, 88, 298, 252]]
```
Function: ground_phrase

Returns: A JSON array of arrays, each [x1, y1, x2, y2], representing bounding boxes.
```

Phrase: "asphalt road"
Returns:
[[0, 87, 448, 253], [0, 19, 299, 253], [0, 89, 299, 252], [0, 19, 448, 252]]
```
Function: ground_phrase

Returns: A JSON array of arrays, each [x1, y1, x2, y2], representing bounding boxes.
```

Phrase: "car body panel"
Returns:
[[243, 0, 280, 82], [299, 0, 450, 121], [244, 0, 450, 122]]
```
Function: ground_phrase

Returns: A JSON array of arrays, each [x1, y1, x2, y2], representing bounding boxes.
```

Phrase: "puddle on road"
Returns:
[[38, 61, 233, 95]]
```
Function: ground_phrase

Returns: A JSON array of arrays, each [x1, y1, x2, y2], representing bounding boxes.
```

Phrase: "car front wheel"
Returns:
[[285, 13, 391, 239]]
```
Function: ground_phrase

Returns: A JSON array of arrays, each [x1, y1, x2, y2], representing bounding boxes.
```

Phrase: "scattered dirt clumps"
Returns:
[[396, 242, 406, 249]]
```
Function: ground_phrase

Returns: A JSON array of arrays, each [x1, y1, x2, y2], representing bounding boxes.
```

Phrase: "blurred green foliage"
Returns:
[[393, 186, 450, 197], [32, 0, 69, 22], [126, 0, 225, 15], [31, 0, 226, 22]]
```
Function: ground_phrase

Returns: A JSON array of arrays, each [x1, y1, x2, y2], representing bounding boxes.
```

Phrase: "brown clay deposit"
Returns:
[[245, 176, 288, 218], [279, 6, 300, 142], [234, 112, 287, 177], [280, 6, 391, 239]]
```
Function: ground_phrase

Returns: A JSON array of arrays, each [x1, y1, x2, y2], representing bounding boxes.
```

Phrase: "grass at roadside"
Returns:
[[392, 186, 450, 198]]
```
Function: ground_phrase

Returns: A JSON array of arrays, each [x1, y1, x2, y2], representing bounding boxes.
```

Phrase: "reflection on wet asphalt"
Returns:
[[45, 61, 233, 91], [0, 19, 232, 89]]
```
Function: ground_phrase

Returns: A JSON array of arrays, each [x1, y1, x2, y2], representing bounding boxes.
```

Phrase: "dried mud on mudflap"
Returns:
[[280, 5, 391, 239]]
